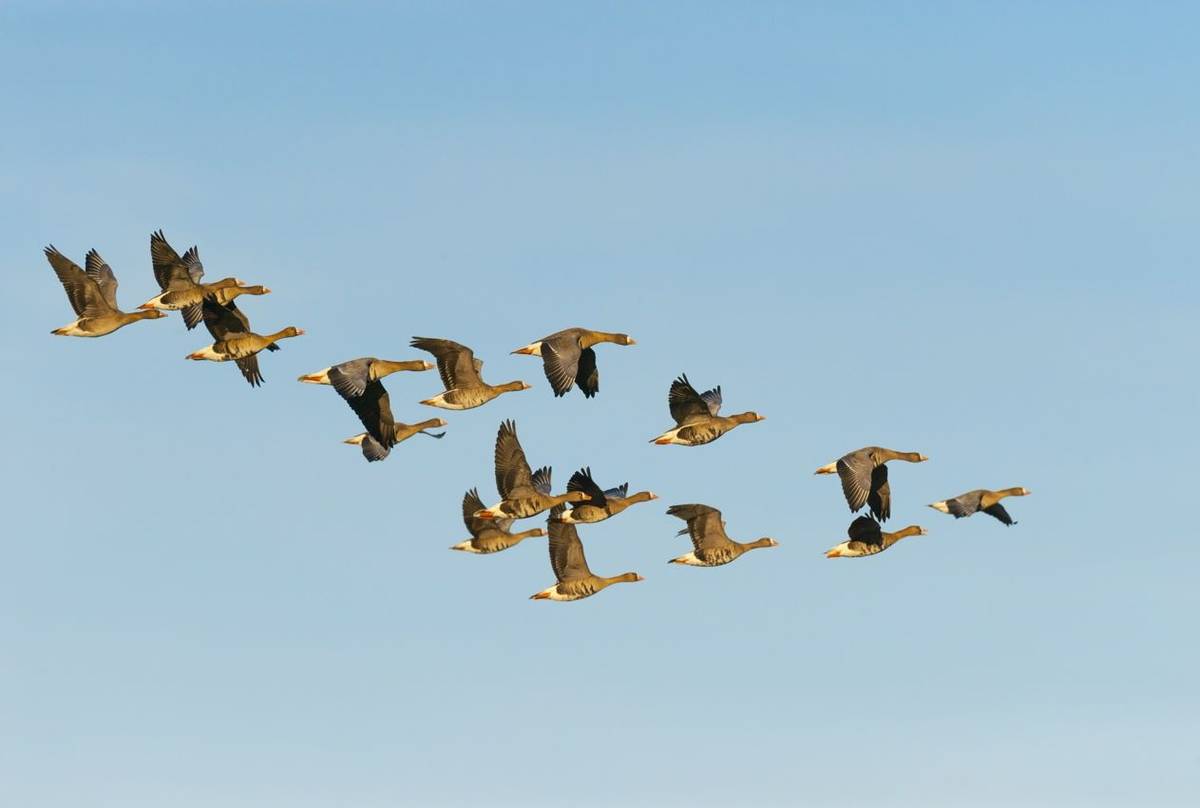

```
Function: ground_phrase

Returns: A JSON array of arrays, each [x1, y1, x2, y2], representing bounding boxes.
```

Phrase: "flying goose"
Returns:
[[451, 488, 547, 554], [814, 446, 928, 521], [410, 337, 531, 409], [344, 418, 448, 462], [185, 326, 304, 365], [474, 420, 590, 521], [199, 293, 280, 387], [530, 505, 644, 601], [825, 516, 927, 558], [511, 327, 635, 398], [299, 358, 431, 445], [45, 246, 167, 336], [929, 487, 1030, 525], [650, 373, 764, 446], [665, 504, 778, 566], [140, 231, 245, 328], [552, 467, 658, 524]]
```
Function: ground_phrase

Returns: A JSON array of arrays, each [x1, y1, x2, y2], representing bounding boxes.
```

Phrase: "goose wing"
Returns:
[[45, 246, 110, 317], [548, 505, 592, 582], [836, 449, 875, 513], [493, 420, 535, 499], [410, 337, 482, 390], [567, 467, 608, 508], [667, 504, 734, 551], [668, 374, 713, 425], [982, 503, 1016, 526], [83, 249, 120, 310]]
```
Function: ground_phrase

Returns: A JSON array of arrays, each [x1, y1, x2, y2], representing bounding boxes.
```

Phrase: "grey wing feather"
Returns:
[[836, 452, 874, 512], [327, 359, 372, 400], [541, 339, 582, 397], [410, 337, 481, 389], [701, 386, 722, 416], [84, 249, 120, 310], [493, 420, 534, 498], [358, 434, 391, 462], [666, 503, 730, 551], [45, 246, 109, 316], [603, 483, 629, 500], [548, 508, 591, 581], [530, 466, 553, 496]]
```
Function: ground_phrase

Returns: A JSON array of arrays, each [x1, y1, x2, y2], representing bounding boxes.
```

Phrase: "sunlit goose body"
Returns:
[[530, 505, 644, 601], [929, 487, 1030, 525], [553, 467, 658, 524], [141, 231, 244, 327], [451, 488, 547, 554], [474, 420, 590, 521], [650, 373, 764, 446], [343, 418, 448, 463], [511, 327, 635, 398], [825, 516, 927, 558], [45, 246, 166, 336], [665, 504, 778, 566], [814, 446, 928, 521], [410, 337, 530, 410]]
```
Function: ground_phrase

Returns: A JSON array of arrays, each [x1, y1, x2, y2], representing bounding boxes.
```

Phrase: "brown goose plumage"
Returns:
[[451, 488, 547, 554], [650, 373, 764, 446], [141, 232, 244, 328], [825, 516, 927, 558], [814, 446, 928, 521], [530, 505, 644, 600], [511, 327, 636, 398], [411, 337, 530, 410], [185, 326, 304, 364], [45, 246, 167, 336], [930, 487, 1030, 525], [665, 504, 778, 566], [344, 418, 448, 463], [552, 467, 658, 524], [474, 420, 590, 521]]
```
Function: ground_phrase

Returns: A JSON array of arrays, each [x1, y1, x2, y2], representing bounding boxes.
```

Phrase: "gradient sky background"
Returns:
[[2, 2, 1197, 806]]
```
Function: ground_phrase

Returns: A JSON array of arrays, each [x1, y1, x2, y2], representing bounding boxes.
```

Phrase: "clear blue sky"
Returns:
[[3, 2, 1197, 805]]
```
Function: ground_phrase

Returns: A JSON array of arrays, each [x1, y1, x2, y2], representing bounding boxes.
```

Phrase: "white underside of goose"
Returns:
[[343, 434, 366, 445], [298, 367, 332, 384], [530, 584, 574, 601], [512, 341, 544, 356], [929, 501, 950, 513], [473, 501, 509, 520], [450, 540, 484, 553], [669, 551, 706, 566], [139, 292, 181, 311], [186, 345, 227, 362], [651, 427, 691, 445], [52, 320, 93, 337], [824, 541, 860, 558], [419, 392, 468, 410]]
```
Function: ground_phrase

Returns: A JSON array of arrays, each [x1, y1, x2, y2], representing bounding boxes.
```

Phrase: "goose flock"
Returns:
[[45, 231, 1031, 601]]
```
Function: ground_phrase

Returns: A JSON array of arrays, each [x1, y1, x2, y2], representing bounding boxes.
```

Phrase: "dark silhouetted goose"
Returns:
[[511, 327, 635, 398], [141, 232, 244, 328], [474, 420, 590, 521], [410, 337, 531, 409], [200, 293, 280, 387], [344, 418, 448, 462], [553, 467, 658, 524], [301, 359, 433, 449], [814, 446, 928, 521], [45, 246, 167, 336], [530, 505, 644, 600], [665, 504, 778, 566], [451, 488, 547, 554], [929, 487, 1030, 525], [650, 373, 764, 446], [825, 516, 927, 558]]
